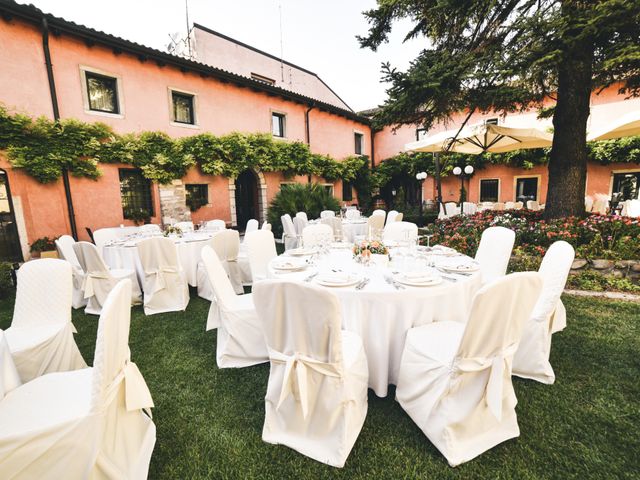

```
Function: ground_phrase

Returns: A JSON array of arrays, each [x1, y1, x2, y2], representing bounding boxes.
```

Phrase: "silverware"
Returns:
[[355, 277, 370, 290], [437, 267, 472, 277], [303, 272, 319, 282], [384, 274, 405, 290]]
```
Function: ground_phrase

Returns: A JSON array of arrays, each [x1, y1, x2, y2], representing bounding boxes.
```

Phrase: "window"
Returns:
[[479, 179, 499, 202], [342, 181, 353, 201], [251, 73, 276, 85], [515, 177, 539, 202], [416, 128, 428, 141], [484, 117, 499, 125], [354, 132, 364, 155], [119, 169, 153, 220], [171, 91, 195, 125], [185, 184, 208, 211], [612, 172, 640, 200], [85, 72, 119, 114], [323, 184, 334, 197], [272, 112, 286, 137]]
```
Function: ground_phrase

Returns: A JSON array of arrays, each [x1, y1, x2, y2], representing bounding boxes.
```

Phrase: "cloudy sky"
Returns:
[[19, 0, 425, 112]]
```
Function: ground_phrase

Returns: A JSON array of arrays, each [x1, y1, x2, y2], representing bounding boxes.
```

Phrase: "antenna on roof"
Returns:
[[279, 3, 284, 83]]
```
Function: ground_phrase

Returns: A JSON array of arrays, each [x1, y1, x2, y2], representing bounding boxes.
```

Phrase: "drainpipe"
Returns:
[[369, 126, 376, 170], [42, 17, 78, 240], [305, 103, 314, 183]]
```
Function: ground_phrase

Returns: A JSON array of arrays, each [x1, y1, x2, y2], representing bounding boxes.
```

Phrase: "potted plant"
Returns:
[[128, 208, 152, 226], [30, 236, 59, 259]]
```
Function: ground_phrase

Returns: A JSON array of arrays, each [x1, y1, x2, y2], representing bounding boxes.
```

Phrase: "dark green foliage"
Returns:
[[29, 236, 58, 253], [266, 183, 341, 237], [0, 262, 14, 298]]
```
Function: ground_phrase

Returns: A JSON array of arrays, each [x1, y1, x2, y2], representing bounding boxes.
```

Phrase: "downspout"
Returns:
[[369, 125, 376, 170], [41, 17, 78, 240], [304, 103, 314, 183]]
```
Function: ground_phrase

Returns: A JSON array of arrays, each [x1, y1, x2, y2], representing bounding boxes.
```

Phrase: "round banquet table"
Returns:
[[341, 219, 369, 243], [0, 329, 22, 400], [103, 232, 215, 288], [267, 246, 482, 397]]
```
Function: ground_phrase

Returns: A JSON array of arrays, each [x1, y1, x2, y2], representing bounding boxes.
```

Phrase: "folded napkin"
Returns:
[[318, 272, 350, 284], [401, 271, 437, 282], [274, 259, 304, 269]]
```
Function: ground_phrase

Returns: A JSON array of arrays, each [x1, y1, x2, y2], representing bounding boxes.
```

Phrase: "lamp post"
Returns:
[[415, 171, 428, 219], [453, 165, 474, 213]]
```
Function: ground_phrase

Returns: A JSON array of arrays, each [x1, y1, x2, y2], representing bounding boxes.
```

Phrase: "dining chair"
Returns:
[[345, 209, 361, 220], [92, 228, 120, 255], [73, 241, 142, 315], [293, 216, 307, 236], [246, 230, 277, 283], [395, 212, 404, 222], [462, 202, 477, 215], [55, 234, 87, 309], [493, 202, 505, 211], [205, 219, 226, 230], [395, 272, 543, 466], [372, 209, 386, 219], [475, 226, 515, 285], [366, 214, 385, 238], [382, 221, 418, 243], [513, 241, 574, 384], [302, 224, 333, 247], [174, 221, 194, 233], [253, 280, 369, 468], [385, 210, 399, 226], [197, 230, 244, 300], [139, 223, 161, 234], [584, 196, 594, 213], [295, 211, 309, 223], [504, 201, 516, 210], [0, 280, 156, 479], [200, 246, 268, 368], [320, 210, 335, 219], [137, 237, 189, 315], [444, 202, 460, 217], [526, 200, 541, 211], [4, 259, 86, 382], [513, 201, 524, 210], [261, 221, 272, 231], [243, 219, 259, 238], [280, 214, 299, 251]]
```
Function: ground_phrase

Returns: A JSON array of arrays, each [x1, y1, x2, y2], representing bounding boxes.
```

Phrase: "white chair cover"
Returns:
[[624, 199, 640, 217], [0, 280, 156, 479], [462, 202, 477, 215], [372, 209, 386, 218], [139, 224, 161, 234], [475, 226, 515, 285], [514, 201, 524, 210], [302, 224, 333, 248], [513, 241, 574, 384], [592, 197, 609, 215], [4, 259, 86, 383], [382, 221, 418, 243], [73, 242, 142, 315], [173, 221, 194, 233], [527, 200, 541, 211], [261, 222, 272, 231], [478, 202, 494, 211], [493, 202, 505, 211], [396, 272, 543, 466], [293, 216, 307, 236], [201, 246, 268, 367], [253, 280, 369, 468], [585, 196, 594, 212], [505, 201, 516, 210], [345, 209, 360, 220], [281, 214, 299, 250], [246, 230, 277, 283], [320, 217, 343, 241], [395, 212, 404, 222], [137, 237, 189, 315], [445, 202, 460, 216], [295, 211, 309, 223], [92, 228, 120, 255], [55, 235, 87, 309], [197, 230, 245, 297], [205, 219, 226, 230], [385, 210, 399, 226], [320, 210, 335, 219], [243, 219, 259, 239], [366, 214, 385, 238], [197, 233, 226, 300]]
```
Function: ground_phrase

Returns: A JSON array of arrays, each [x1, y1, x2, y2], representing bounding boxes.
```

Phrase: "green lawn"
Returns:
[[1, 293, 638, 479]]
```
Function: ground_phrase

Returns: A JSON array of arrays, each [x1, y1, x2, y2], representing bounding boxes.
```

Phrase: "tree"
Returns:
[[359, 0, 640, 218]]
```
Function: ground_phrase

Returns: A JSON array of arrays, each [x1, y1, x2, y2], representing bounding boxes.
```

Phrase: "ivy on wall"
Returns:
[[0, 106, 368, 185]]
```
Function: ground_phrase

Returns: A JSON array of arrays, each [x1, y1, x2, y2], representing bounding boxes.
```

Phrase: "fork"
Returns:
[[384, 274, 405, 290], [355, 277, 370, 290], [303, 272, 319, 282]]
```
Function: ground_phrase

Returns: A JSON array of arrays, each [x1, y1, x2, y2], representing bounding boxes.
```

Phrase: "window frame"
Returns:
[[185, 183, 209, 211], [271, 112, 286, 138], [354, 132, 364, 155], [169, 88, 197, 127], [610, 170, 640, 200], [79, 66, 124, 118], [514, 175, 540, 202], [118, 168, 154, 220], [479, 178, 500, 202], [416, 128, 428, 141], [322, 183, 335, 197], [342, 180, 353, 201]]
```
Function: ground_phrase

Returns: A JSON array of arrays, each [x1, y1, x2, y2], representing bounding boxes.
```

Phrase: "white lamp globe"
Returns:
[[452, 166, 462, 175], [464, 165, 474, 175], [422, 172, 428, 180], [415, 173, 421, 180]]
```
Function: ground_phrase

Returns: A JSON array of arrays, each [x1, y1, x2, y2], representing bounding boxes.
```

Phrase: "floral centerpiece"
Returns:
[[353, 240, 389, 266], [163, 225, 183, 238]]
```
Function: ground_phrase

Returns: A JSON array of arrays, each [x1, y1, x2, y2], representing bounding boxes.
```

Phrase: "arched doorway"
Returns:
[[234, 169, 259, 230], [0, 170, 23, 262]]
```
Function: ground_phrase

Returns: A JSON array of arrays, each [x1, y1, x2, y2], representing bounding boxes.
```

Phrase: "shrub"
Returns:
[[566, 270, 640, 293], [0, 262, 15, 298], [267, 183, 340, 238], [29, 236, 58, 253]]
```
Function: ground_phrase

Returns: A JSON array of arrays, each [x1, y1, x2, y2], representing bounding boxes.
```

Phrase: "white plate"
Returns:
[[315, 273, 361, 287], [287, 248, 316, 256], [438, 263, 480, 273], [272, 260, 307, 271], [395, 273, 443, 287]]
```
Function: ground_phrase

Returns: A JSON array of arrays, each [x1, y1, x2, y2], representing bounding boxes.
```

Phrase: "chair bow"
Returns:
[[82, 272, 110, 299], [269, 348, 342, 419], [455, 342, 519, 421], [147, 266, 179, 294], [101, 357, 155, 417]]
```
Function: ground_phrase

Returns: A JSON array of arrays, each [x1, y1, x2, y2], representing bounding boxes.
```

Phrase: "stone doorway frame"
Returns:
[[228, 169, 267, 227]]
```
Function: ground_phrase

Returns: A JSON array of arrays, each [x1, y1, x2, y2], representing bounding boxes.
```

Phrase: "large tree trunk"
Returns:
[[544, 13, 594, 219]]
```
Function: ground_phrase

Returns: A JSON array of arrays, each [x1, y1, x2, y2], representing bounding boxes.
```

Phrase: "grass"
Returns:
[[1, 292, 638, 479]]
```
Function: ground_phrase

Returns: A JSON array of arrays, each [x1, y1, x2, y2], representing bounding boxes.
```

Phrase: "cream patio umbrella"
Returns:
[[587, 110, 640, 141], [405, 122, 553, 154]]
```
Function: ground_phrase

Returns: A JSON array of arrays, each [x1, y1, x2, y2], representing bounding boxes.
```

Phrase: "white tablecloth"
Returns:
[[103, 233, 214, 287], [267, 248, 482, 397], [341, 220, 368, 243], [0, 329, 21, 400]]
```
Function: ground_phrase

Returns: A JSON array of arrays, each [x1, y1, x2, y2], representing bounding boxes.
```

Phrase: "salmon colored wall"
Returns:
[[181, 168, 231, 225]]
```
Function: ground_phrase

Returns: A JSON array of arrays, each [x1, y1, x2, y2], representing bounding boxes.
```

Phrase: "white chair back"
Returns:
[[475, 227, 515, 284], [372, 209, 386, 218], [625, 199, 640, 217], [92, 228, 120, 253], [74, 241, 110, 275], [320, 210, 335, 219], [244, 219, 259, 237], [366, 214, 385, 236], [201, 246, 237, 311], [246, 230, 277, 281], [584, 196, 594, 212], [527, 200, 541, 211], [345, 209, 360, 220], [321, 216, 343, 241], [139, 224, 161, 234], [281, 214, 296, 237], [385, 210, 398, 226], [462, 202, 477, 215], [395, 212, 404, 222], [383, 221, 418, 243], [530, 241, 575, 323], [205, 219, 226, 230], [137, 237, 181, 274], [293, 216, 307, 236], [12, 259, 72, 328], [295, 211, 309, 223], [513, 201, 524, 210], [174, 221, 194, 233], [493, 202, 505, 211], [261, 222, 272, 231], [209, 230, 240, 262], [445, 202, 459, 216], [504, 201, 516, 210], [55, 235, 81, 269], [302, 224, 333, 247]]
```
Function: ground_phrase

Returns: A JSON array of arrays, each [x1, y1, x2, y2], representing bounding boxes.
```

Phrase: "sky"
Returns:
[[19, 0, 425, 112]]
